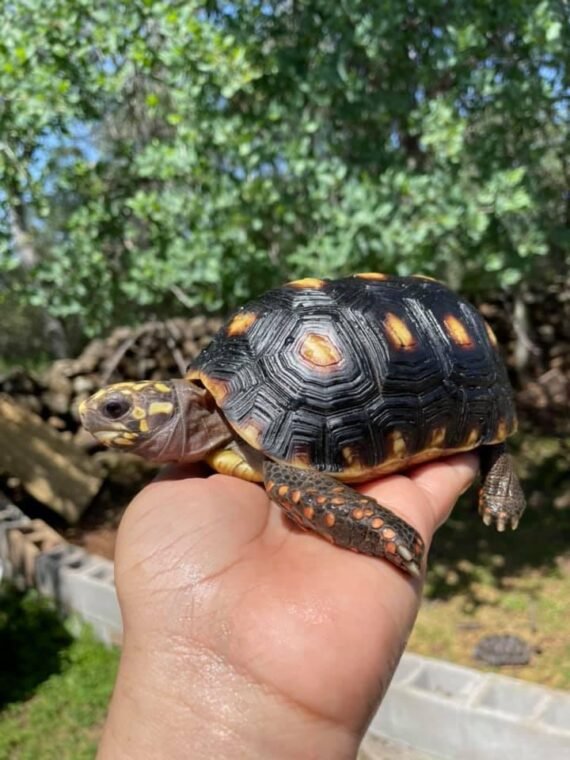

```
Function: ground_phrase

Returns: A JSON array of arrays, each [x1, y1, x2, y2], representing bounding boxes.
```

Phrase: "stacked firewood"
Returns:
[[0, 316, 224, 441], [0, 283, 567, 527], [0, 317, 223, 523], [1, 282, 569, 440], [2, 279, 569, 436]]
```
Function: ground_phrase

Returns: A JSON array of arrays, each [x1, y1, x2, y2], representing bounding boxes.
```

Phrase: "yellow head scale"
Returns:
[[79, 379, 232, 463]]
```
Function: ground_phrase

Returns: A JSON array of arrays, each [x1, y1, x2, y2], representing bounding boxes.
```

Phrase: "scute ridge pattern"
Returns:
[[190, 276, 515, 474]]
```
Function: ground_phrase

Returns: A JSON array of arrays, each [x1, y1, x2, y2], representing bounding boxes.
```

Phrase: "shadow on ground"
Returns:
[[426, 434, 570, 605], [0, 588, 73, 709]]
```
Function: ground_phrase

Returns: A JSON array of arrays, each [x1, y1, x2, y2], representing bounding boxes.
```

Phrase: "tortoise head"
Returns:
[[79, 379, 231, 463]]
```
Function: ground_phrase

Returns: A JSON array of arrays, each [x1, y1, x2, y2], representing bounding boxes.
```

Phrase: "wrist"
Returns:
[[98, 634, 359, 760]]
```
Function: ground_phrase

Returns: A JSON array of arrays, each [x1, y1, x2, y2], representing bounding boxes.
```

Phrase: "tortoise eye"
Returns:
[[102, 397, 131, 420]]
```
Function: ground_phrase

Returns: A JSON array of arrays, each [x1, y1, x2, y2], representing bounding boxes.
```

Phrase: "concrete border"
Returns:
[[370, 652, 570, 758], [0, 498, 121, 644], [2, 499, 569, 758]]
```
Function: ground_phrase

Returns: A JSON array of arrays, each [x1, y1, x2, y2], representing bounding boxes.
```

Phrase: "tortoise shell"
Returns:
[[187, 274, 516, 481]]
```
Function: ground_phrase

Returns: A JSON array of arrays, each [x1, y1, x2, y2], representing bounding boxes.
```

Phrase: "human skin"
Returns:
[[98, 453, 478, 760]]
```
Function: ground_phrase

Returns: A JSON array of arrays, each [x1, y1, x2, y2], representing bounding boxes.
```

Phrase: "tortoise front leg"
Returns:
[[263, 462, 424, 577], [479, 443, 526, 532]]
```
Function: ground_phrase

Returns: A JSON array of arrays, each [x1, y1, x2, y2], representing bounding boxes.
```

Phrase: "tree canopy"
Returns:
[[1, 0, 568, 340]]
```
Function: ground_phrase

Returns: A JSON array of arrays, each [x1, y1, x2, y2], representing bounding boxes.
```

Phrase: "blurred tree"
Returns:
[[0, 0, 568, 345]]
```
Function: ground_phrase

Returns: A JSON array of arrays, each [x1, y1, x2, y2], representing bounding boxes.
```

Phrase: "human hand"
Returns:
[[98, 453, 477, 760]]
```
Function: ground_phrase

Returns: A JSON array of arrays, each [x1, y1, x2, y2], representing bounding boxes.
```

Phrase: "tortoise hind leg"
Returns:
[[479, 443, 526, 532], [263, 461, 424, 577]]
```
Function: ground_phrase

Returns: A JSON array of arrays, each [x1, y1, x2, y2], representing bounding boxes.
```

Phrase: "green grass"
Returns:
[[0, 590, 119, 760], [0, 435, 567, 757], [411, 565, 570, 690], [410, 434, 570, 690]]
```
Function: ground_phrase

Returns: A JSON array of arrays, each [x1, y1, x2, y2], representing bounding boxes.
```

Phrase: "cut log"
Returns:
[[0, 395, 102, 523], [6, 519, 65, 586]]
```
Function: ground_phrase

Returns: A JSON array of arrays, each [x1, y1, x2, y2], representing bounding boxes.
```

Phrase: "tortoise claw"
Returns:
[[397, 545, 421, 578], [405, 559, 421, 578], [397, 545, 414, 562], [478, 444, 526, 532], [479, 501, 520, 531]]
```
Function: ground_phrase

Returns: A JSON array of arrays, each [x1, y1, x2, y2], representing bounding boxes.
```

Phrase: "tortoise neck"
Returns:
[[137, 380, 233, 463]]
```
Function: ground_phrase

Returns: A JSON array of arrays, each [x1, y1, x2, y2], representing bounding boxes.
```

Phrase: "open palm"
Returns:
[[102, 453, 477, 758]]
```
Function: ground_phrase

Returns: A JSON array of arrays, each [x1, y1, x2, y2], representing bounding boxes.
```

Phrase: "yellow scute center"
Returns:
[[286, 277, 326, 289], [384, 313, 417, 349], [444, 315, 473, 347], [227, 312, 257, 337], [299, 333, 342, 367], [355, 272, 388, 281]]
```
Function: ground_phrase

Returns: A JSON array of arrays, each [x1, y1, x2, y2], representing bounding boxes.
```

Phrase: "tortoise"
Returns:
[[79, 274, 526, 577], [473, 634, 533, 667]]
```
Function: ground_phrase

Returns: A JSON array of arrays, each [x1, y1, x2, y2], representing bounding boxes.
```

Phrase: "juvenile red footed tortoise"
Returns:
[[79, 274, 525, 577]]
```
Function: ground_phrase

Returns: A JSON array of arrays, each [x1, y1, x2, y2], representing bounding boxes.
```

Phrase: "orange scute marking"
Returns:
[[385, 541, 397, 556], [496, 419, 508, 440], [355, 272, 388, 281], [292, 446, 312, 467], [203, 377, 229, 404], [236, 420, 263, 448], [382, 528, 396, 540], [465, 428, 480, 446], [485, 321, 498, 347], [412, 273, 440, 283], [299, 333, 342, 368], [342, 446, 357, 465], [371, 517, 384, 529], [278, 485, 289, 497], [324, 513, 336, 527], [287, 277, 325, 289], [351, 508, 364, 520], [443, 315, 473, 347], [227, 312, 257, 337], [429, 427, 446, 447], [303, 506, 315, 520], [384, 313, 417, 350], [389, 431, 407, 457], [291, 490, 302, 504]]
